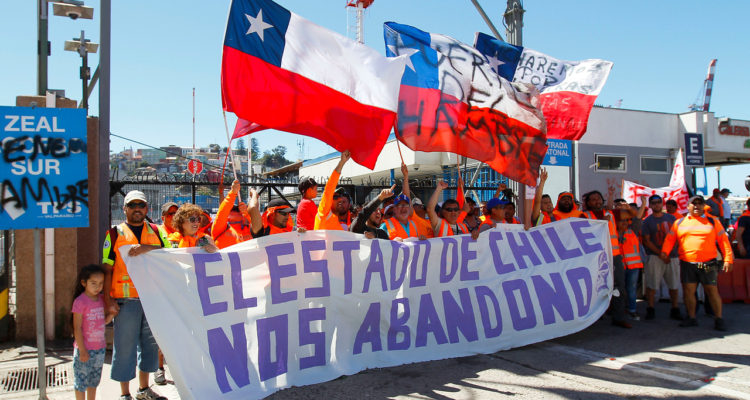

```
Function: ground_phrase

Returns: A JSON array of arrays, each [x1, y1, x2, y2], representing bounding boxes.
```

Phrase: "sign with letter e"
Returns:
[[684, 133, 704, 167], [0, 106, 89, 229]]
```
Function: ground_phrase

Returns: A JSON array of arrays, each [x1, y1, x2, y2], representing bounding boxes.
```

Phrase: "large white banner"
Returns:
[[124, 219, 613, 399], [622, 149, 690, 215]]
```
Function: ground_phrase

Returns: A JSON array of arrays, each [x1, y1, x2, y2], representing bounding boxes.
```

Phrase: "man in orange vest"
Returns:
[[213, 179, 254, 248], [615, 209, 643, 321], [665, 199, 684, 219], [427, 181, 479, 239], [661, 195, 734, 331], [102, 190, 169, 400], [158, 201, 178, 237], [583, 190, 631, 329], [381, 193, 423, 241], [315, 150, 352, 230]]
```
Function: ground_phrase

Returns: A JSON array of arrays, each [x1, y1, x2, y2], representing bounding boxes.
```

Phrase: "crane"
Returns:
[[346, 0, 374, 44], [689, 59, 717, 112]]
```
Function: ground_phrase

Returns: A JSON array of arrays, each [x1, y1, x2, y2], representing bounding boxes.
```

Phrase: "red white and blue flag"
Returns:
[[384, 22, 547, 186], [474, 32, 613, 141], [222, 0, 406, 169]]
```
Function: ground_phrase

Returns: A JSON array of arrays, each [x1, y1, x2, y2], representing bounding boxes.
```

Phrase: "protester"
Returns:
[[540, 192, 586, 223], [705, 189, 725, 227], [640, 194, 681, 320], [665, 199, 683, 219], [427, 181, 479, 239], [614, 209, 643, 321], [350, 185, 394, 240], [661, 195, 734, 331], [252, 190, 299, 238], [720, 188, 732, 227], [503, 202, 522, 224], [213, 180, 253, 248], [530, 168, 550, 226], [169, 204, 219, 252], [478, 197, 509, 232], [736, 198, 750, 258], [315, 150, 352, 230], [296, 177, 318, 231], [381, 193, 422, 241], [158, 202, 178, 237], [583, 190, 630, 328], [102, 190, 168, 400], [72, 264, 113, 400], [461, 197, 482, 232]]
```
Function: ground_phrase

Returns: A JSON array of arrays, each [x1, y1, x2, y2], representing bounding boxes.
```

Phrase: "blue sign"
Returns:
[[0, 106, 89, 229], [684, 133, 704, 167], [542, 139, 572, 167]]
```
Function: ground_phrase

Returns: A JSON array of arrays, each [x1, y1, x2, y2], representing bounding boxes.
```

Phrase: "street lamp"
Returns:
[[64, 31, 98, 111]]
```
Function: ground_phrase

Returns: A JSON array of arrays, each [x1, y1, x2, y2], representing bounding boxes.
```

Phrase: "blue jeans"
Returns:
[[110, 298, 159, 382], [625, 268, 640, 313]]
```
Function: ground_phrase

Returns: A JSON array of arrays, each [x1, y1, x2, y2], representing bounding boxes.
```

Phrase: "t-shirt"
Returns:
[[72, 293, 106, 351], [738, 214, 750, 257], [642, 213, 677, 256], [296, 198, 317, 231]]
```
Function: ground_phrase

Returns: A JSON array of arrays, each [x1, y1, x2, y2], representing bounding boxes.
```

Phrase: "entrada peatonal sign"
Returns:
[[0, 106, 89, 229]]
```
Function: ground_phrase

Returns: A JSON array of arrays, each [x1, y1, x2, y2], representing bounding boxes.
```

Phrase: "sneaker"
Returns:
[[628, 312, 640, 321], [670, 307, 684, 321], [679, 318, 698, 327], [118, 396, 134, 400], [714, 318, 727, 331], [645, 307, 655, 320], [154, 368, 167, 385], [135, 387, 167, 400]]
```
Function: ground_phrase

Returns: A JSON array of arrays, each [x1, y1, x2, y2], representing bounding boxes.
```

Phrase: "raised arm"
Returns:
[[635, 195, 648, 219], [427, 181, 448, 231], [351, 184, 395, 234], [316, 150, 350, 228], [248, 188, 263, 235], [213, 179, 239, 240], [400, 163, 410, 199], [530, 168, 548, 224], [494, 182, 507, 198]]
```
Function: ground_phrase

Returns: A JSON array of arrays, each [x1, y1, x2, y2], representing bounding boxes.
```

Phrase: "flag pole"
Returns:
[[222, 110, 240, 182]]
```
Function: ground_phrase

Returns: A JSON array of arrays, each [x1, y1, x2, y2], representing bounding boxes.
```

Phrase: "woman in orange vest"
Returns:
[[615, 208, 643, 320], [168, 203, 218, 252]]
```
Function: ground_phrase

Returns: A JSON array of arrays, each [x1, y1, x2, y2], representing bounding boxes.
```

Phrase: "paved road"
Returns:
[[1, 302, 748, 399]]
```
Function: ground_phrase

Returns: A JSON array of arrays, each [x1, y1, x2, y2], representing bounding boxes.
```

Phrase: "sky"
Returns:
[[2, 0, 749, 196]]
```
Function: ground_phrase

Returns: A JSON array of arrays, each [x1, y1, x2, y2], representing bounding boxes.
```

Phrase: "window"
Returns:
[[595, 154, 626, 173], [640, 156, 670, 174]]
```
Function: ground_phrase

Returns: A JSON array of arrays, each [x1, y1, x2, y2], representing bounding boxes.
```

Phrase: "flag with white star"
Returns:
[[222, 0, 407, 169]]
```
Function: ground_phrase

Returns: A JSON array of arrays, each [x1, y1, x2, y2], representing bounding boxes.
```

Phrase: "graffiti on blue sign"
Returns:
[[542, 139, 572, 167], [0, 106, 89, 229]]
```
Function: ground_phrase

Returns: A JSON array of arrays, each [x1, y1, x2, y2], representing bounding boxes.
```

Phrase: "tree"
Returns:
[[235, 138, 247, 155], [208, 143, 221, 153], [250, 137, 260, 161], [258, 145, 292, 169]]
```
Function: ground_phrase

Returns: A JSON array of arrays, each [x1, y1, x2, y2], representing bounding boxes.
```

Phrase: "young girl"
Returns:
[[72, 264, 113, 400]]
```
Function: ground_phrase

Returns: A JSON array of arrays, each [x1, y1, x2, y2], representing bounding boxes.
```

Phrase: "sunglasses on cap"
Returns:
[[126, 202, 147, 209]]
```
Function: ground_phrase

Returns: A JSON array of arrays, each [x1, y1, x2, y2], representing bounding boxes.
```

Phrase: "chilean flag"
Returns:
[[475, 32, 613, 141], [221, 0, 406, 169], [384, 23, 547, 186]]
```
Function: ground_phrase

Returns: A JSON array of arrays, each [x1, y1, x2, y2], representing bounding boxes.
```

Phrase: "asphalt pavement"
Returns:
[[1, 301, 748, 399]]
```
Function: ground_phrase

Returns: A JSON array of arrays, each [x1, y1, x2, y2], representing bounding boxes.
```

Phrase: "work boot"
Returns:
[[612, 320, 632, 329], [679, 317, 698, 327], [670, 307, 683, 321], [628, 311, 640, 321], [645, 307, 655, 320], [714, 318, 727, 331]]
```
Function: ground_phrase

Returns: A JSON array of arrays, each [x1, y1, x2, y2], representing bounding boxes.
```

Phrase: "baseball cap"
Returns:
[[123, 190, 147, 205], [487, 197, 509, 210], [689, 195, 705, 204], [648, 194, 662, 203], [393, 194, 410, 206], [333, 187, 351, 200], [412, 197, 424, 207], [720, 188, 731, 194], [161, 201, 178, 214], [266, 198, 295, 212]]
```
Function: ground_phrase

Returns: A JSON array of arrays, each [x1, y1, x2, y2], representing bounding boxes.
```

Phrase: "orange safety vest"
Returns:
[[383, 218, 419, 240], [584, 210, 621, 257], [411, 214, 434, 239], [619, 229, 643, 270], [436, 219, 470, 237], [505, 216, 522, 224], [103, 222, 164, 299]]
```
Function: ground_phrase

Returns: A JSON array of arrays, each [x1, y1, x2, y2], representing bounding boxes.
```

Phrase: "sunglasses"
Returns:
[[188, 216, 201, 223], [443, 207, 460, 212], [277, 209, 292, 216], [126, 202, 147, 209]]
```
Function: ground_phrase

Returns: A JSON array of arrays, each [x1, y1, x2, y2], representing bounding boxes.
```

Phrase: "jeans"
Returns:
[[625, 268, 640, 313], [110, 298, 159, 382]]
